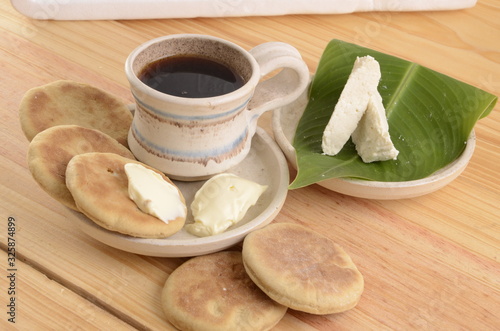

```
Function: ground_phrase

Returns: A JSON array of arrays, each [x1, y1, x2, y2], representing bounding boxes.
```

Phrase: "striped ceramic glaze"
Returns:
[[126, 34, 309, 180]]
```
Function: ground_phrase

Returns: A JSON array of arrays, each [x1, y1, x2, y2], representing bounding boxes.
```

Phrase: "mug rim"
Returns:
[[125, 34, 260, 106]]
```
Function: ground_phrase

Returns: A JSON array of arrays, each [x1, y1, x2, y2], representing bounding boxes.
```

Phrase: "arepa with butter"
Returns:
[[65, 152, 186, 238]]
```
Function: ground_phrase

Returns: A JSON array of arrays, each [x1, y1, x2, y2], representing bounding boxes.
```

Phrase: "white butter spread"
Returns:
[[321, 55, 398, 162], [186, 173, 267, 237], [124, 163, 186, 224]]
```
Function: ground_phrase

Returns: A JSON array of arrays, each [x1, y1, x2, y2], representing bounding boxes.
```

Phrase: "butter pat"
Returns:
[[352, 92, 399, 162], [186, 173, 267, 237], [124, 163, 186, 224], [322, 55, 381, 156]]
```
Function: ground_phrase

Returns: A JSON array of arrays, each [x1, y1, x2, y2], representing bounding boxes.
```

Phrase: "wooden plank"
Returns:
[[0, 251, 136, 330]]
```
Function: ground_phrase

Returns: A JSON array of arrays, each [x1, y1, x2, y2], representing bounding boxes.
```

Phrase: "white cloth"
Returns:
[[11, 0, 477, 20]]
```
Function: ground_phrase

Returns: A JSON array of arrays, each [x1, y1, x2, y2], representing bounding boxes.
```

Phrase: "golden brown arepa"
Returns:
[[161, 251, 287, 331], [65, 152, 186, 238], [27, 125, 135, 211], [19, 80, 132, 146], [242, 222, 364, 315]]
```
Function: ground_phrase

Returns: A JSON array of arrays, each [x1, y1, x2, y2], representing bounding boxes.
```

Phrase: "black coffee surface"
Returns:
[[139, 55, 245, 98]]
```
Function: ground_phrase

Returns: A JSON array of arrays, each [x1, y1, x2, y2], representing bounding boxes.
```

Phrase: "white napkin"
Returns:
[[11, 0, 477, 20]]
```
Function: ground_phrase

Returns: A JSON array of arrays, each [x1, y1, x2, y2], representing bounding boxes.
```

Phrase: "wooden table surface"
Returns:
[[1, 1, 499, 330]]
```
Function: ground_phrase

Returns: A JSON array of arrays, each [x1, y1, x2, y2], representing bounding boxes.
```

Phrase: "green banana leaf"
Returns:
[[290, 39, 497, 189]]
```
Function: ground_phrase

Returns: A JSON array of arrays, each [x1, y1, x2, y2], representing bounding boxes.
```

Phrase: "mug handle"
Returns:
[[247, 42, 310, 123]]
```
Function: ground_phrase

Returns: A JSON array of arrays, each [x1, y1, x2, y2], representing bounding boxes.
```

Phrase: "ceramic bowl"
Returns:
[[272, 89, 476, 200], [71, 127, 289, 257]]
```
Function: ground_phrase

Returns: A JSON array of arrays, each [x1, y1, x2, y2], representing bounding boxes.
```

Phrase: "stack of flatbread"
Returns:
[[20, 80, 186, 239], [162, 222, 364, 330]]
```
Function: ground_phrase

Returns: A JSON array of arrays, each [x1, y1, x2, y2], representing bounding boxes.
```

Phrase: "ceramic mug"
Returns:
[[126, 34, 309, 180]]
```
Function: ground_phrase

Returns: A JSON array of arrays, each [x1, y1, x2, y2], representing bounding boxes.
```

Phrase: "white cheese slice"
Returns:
[[352, 92, 399, 163], [321, 55, 399, 163], [321, 55, 381, 156]]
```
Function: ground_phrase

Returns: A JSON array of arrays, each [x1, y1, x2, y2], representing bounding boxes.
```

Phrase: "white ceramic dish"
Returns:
[[272, 89, 476, 200], [70, 127, 289, 257]]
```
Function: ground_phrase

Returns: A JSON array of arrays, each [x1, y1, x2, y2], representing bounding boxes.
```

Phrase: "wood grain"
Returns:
[[1, 0, 498, 330], [0, 251, 136, 330]]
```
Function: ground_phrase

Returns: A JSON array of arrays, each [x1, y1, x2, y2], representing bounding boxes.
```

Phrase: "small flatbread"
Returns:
[[65, 152, 186, 238], [161, 251, 287, 331], [19, 80, 132, 146], [27, 125, 135, 211], [242, 222, 364, 315]]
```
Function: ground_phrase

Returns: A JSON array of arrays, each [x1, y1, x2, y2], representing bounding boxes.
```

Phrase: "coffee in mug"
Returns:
[[138, 55, 245, 98], [126, 34, 309, 180]]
